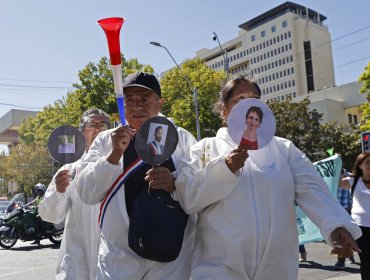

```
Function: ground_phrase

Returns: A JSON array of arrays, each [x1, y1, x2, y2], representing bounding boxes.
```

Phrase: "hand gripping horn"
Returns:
[[98, 17, 126, 125]]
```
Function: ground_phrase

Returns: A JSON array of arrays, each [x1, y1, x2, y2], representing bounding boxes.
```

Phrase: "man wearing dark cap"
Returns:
[[77, 71, 197, 280]]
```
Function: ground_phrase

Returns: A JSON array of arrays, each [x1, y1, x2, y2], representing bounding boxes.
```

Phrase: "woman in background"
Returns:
[[350, 152, 370, 279]]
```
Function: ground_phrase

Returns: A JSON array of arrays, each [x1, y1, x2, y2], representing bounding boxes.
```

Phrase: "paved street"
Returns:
[[0, 239, 58, 280], [298, 242, 361, 280], [0, 239, 362, 279]]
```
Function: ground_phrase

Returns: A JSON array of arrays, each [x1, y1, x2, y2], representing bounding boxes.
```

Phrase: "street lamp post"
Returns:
[[212, 32, 229, 77], [149, 41, 201, 141]]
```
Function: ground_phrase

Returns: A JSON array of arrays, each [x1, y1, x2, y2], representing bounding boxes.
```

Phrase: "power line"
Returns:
[[0, 88, 71, 91], [0, 83, 73, 89], [0, 102, 42, 110], [0, 77, 75, 84], [335, 55, 370, 69]]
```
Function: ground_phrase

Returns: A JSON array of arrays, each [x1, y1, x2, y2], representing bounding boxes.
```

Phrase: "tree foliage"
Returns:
[[1, 55, 151, 194], [268, 98, 360, 168], [19, 56, 152, 145], [0, 143, 53, 195], [358, 61, 370, 131], [160, 58, 225, 137]]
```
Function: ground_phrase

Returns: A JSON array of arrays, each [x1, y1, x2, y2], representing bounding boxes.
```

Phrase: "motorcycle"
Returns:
[[0, 193, 64, 249]]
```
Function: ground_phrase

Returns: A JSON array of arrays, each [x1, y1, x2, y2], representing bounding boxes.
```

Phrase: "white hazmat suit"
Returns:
[[39, 155, 100, 280], [175, 127, 362, 280], [76, 127, 197, 280]]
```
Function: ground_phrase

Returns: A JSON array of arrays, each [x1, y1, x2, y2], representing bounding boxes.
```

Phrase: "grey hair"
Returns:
[[79, 108, 111, 131]]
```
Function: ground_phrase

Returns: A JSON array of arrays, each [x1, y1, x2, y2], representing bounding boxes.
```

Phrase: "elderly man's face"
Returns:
[[124, 87, 163, 129], [61, 136, 68, 144]]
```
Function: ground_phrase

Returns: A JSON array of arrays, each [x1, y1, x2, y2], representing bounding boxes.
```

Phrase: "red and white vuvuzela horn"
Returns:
[[97, 17, 126, 125]]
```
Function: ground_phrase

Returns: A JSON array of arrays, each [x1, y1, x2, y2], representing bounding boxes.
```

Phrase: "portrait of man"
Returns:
[[147, 124, 167, 156], [58, 135, 75, 154]]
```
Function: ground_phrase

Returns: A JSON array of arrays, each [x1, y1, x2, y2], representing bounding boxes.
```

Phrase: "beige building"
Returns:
[[0, 109, 37, 148], [295, 81, 367, 125], [0, 109, 38, 194], [195, 1, 366, 125]]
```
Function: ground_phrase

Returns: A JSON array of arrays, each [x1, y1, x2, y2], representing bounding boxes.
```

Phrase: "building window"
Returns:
[[282, 21, 287, 28], [251, 35, 256, 42], [348, 114, 353, 124], [354, 115, 358, 124], [271, 25, 276, 33], [261, 30, 266, 37]]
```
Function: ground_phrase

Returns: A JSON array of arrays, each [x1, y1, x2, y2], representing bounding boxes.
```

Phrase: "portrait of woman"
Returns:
[[240, 106, 263, 150]]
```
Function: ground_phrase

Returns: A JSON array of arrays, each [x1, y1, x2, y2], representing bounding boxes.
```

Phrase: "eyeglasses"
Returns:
[[124, 96, 158, 106], [85, 122, 109, 130]]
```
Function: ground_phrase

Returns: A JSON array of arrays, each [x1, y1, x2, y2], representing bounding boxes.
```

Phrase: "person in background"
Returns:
[[39, 108, 110, 280], [349, 152, 370, 279], [28, 183, 46, 245], [28, 183, 46, 207], [335, 168, 356, 269], [299, 244, 307, 262], [76, 71, 197, 280], [175, 75, 362, 280]]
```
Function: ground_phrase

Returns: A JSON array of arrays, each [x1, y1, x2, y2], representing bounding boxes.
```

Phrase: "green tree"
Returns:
[[358, 61, 370, 131], [0, 144, 53, 196], [19, 56, 152, 145], [1, 55, 152, 196], [268, 98, 323, 160], [318, 123, 360, 170], [160, 58, 225, 137], [268, 98, 360, 165]]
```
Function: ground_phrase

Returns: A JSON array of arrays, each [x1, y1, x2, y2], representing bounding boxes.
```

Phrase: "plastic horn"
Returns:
[[97, 17, 126, 125]]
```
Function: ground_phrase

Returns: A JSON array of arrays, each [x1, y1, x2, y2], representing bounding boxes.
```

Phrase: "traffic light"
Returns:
[[361, 131, 370, 152]]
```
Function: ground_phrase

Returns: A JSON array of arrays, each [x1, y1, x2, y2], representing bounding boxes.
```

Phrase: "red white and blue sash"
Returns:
[[98, 158, 145, 228]]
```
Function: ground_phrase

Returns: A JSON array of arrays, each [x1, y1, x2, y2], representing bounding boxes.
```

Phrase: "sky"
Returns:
[[1, 0, 370, 153]]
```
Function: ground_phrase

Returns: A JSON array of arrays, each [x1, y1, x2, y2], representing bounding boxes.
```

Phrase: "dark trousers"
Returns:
[[358, 226, 370, 280]]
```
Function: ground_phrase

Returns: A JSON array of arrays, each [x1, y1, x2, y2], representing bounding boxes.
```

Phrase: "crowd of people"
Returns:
[[35, 72, 368, 280]]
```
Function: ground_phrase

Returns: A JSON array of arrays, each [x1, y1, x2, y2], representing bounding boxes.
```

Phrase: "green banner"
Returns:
[[296, 154, 342, 244]]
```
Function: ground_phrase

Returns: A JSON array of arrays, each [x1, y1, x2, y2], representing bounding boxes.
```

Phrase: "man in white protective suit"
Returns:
[[76, 71, 197, 280]]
